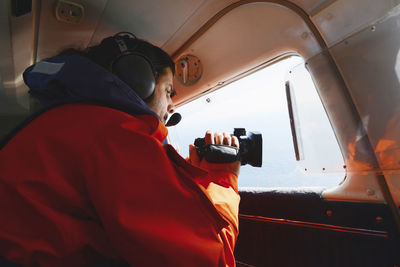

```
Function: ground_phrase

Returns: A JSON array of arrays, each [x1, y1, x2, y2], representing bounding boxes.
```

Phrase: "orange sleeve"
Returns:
[[194, 171, 240, 267], [83, 120, 231, 266]]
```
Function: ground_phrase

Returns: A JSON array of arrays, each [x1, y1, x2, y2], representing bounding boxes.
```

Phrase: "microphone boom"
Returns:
[[166, 113, 182, 127]]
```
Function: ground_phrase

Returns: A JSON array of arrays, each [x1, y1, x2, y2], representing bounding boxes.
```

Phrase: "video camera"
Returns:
[[194, 128, 262, 167]]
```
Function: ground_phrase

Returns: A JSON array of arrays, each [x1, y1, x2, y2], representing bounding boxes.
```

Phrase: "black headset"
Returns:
[[90, 32, 157, 100]]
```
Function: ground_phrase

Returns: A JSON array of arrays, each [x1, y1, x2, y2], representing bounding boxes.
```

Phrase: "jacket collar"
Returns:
[[23, 55, 158, 118]]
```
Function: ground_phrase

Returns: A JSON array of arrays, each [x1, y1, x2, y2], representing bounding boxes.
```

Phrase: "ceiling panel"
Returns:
[[36, 0, 108, 61], [89, 0, 206, 50], [162, 0, 237, 54]]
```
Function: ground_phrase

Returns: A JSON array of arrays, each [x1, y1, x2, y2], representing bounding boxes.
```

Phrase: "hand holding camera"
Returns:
[[194, 128, 262, 167], [189, 128, 262, 177], [189, 131, 241, 177]]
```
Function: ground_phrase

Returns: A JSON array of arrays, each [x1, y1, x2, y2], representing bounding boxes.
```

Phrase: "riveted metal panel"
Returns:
[[328, 7, 400, 204], [311, 0, 398, 47]]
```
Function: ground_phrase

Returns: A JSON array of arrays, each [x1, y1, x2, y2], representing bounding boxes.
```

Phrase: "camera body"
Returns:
[[194, 128, 262, 167]]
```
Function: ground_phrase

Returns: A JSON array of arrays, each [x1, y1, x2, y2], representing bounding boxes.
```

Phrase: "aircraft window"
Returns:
[[169, 56, 345, 188], [286, 62, 346, 182]]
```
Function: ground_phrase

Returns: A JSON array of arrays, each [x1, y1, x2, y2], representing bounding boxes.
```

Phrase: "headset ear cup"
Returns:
[[112, 54, 156, 100]]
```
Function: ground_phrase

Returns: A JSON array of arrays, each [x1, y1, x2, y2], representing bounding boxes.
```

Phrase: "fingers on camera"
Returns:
[[205, 131, 238, 147], [223, 133, 231, 146], [205, 131, 213, 145], [231, 136, 239, 148]]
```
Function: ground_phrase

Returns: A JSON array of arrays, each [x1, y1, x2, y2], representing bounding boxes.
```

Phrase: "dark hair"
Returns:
[[57, 34, 175, 79]]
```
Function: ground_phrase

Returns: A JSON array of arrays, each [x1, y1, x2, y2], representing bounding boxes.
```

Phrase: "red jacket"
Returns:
[[0, 103, 240, 267]]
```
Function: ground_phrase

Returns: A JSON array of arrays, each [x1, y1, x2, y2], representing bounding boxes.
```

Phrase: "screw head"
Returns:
[[366, 188, 375, 196]]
